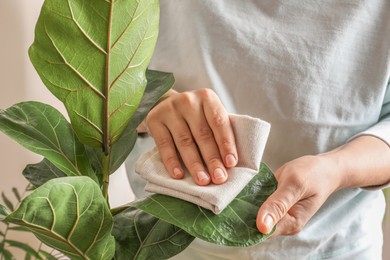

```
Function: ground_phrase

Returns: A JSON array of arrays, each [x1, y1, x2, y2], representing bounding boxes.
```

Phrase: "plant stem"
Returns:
[[0, 223, 10, 260], [102, 153, 110, 204], [103, 0, 114, 155]]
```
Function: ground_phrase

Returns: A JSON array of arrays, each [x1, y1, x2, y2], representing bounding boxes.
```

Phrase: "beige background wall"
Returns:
[[0, 1, 388, 259]]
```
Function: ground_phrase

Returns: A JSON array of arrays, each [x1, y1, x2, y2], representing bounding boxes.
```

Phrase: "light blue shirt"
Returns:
[[128, 1, 390, 259]]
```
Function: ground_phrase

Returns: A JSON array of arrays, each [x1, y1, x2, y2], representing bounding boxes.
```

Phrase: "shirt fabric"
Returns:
[[128, 1, 390, 259]]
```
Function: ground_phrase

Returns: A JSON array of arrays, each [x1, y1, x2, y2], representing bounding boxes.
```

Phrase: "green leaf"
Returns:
[[38, 250, 59, 260], [29, 0, 160, 149], [133, 163, 277, 247], [128, 69, 175, 130], [86, 128, 137, 177], [23, 159, 67, 188], [0, 102, 96, 181], [0, 204, 9, 219], [3, 176, 115, 260], [11, 188, 21, 203], [113, 207, 194, 260], [86, 69, 174, 176], [0, 248, 13, 260], [8, 226, 30, 232], [1, 193, 14, 212], [5, 240, 41, 259]]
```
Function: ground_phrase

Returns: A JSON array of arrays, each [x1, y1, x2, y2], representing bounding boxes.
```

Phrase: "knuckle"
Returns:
[[196, 88, 215, 99], [206, 156, 221, 166], [197, 126, 214, 141], [211, 110, 227, 127], [270, 199, 289, 220], [164, 154, 178, 167], [221, 137, 234, 148], [155, 137, 172, 148], [177, 133, 194, 147], [176, 92, 195, 107]]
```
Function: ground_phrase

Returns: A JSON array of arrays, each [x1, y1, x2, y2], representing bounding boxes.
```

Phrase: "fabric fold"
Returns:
[[135, 114, 271, 214]]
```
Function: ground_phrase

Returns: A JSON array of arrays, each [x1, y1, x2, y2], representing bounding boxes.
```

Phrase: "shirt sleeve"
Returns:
[[349, 80, 390, 146], [349, 80, 390, 190]]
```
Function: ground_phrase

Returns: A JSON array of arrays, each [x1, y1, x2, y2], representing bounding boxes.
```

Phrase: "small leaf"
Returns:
[[0, 204, 9, 219], [11, 188, 21, 202], [133, 163, 277, 247], [23, 159, 67, 187], [113, 207, 194, 260], [0, 102, 96, 181], [5, 240, 41, 259], [3, 176, 115, 260], [8, 226, 30, 232], [38, 250, 59, 260], [0, 248, 13, 260], [1, 193, 14, 212]]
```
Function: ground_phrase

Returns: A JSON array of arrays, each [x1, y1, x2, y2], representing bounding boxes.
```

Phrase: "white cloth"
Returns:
[[127, 0, 390, 259], [135, 115, 270, 214]]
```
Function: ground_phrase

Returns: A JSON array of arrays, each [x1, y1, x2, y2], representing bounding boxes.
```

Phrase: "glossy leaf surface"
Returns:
[[0, 102, 95, 180], [113, 207, 194, 260], [1, 177, 115, 260], [23, 159, 67, 188], [29, 0, 160, 148], [133, 163, 277, 247]]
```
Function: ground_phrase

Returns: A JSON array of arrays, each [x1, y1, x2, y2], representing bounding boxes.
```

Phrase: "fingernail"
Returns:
[[173, 168, 182, 178], [197, 171, 210, 182], [264, 214, 274, 231], [225, 154, 237, 167], [214, 168, 226, 181]]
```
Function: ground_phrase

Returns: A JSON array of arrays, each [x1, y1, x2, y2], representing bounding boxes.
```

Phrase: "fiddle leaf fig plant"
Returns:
[[0, 0, 277, 259]]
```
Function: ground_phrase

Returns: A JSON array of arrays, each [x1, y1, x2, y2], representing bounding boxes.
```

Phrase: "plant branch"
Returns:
[[102, 154, 110, 203]]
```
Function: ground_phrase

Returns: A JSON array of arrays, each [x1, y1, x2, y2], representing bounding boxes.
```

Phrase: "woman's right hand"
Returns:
[[144, 88, 238, 186]]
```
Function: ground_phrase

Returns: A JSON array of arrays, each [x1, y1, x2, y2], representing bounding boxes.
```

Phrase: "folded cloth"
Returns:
[[135, 114, 271, 214]]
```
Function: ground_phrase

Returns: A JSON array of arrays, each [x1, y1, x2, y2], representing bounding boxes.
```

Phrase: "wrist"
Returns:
[[318, 148, 349, 191]]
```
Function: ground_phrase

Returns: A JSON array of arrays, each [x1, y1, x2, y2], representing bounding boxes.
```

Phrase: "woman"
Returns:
[[135, 1, 390, 259]]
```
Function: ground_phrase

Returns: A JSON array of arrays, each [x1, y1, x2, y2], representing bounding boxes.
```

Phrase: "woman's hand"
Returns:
[[256, 135, 390, 237], [256, 155, 341, 237], [145, 88, 238, 185]]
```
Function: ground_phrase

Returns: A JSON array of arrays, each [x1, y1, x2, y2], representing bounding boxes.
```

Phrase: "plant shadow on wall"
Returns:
[[0, 1, 277, 259]]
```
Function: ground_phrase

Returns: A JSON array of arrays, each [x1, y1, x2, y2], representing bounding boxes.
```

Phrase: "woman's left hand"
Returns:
[[256, 154, 341, 237]]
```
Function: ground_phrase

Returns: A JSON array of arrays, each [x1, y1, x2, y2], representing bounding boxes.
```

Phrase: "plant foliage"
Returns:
[[0, 0, 277, 259]]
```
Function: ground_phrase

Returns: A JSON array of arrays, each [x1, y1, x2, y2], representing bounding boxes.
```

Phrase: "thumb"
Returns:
[[256, 183, 300, 234]]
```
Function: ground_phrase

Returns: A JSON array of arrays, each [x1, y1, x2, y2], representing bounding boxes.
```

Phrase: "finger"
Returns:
[[147, 122, 184, 179], [201, 89, 237, 168], [184, 109, 228, 184], [256, 177, 301, 234], [166, 116, 211, 186], [270, 197, 319, 237]]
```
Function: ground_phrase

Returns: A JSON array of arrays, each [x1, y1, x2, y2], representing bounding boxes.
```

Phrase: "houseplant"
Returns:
[[0, 0, 277, 259]]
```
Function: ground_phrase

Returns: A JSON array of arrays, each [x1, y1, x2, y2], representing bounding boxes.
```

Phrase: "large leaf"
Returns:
[[29, 0, 160, 149], [0, 102, 96, 180], [133, 163, 277, 247], [23, 159, 67, 187], [113, 207, 194, 260], [1, 177, 115, 260], [87, 69, 174, 176]]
